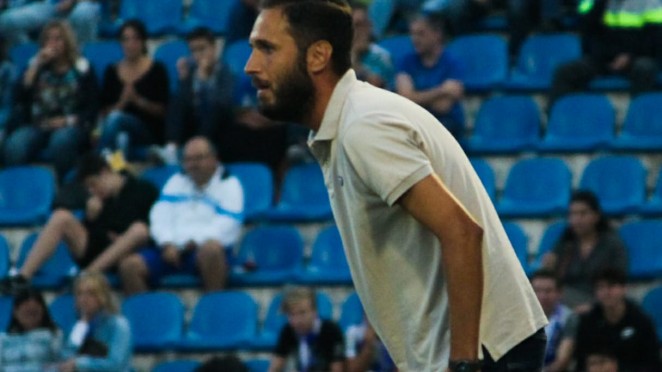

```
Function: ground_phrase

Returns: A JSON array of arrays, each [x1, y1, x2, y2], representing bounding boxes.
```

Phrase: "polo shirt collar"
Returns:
[[311, 69, 357, 142]]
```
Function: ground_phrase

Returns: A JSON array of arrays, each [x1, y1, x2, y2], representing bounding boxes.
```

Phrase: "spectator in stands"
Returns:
[[196, 355, 249, 372], [548, 0, 660, 107], [225, 0, 259, 47], [1, 153, 158, 293], [270, 286, 345, 372], [586, 350, 619, 372], [395, 12, 465, 139], [572, 268, 661, 372], [0, 0, 100, 46], [98, 19, 169, 156], [120, 136, 243, 294], [351, 3, 395, 89], [345, 315, 397, 372], [0, 35, 15, 135], [0, 288, 62, 371], [160, 27, 235, 164], [530, 269, 575, 372], [58, 272, 132, 372], [2, 19, 98, 182], [541, 190, 628, 310]]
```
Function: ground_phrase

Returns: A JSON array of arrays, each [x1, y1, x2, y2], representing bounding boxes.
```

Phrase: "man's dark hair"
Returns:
[[186, 26, 216, 43], [77, 152, 110, 181], [592, 268, 627, 287], [412, 12, 447, 35], [259, 0, 353, 76], [195, 355, 248, 372], [530, 269, 563, 289]]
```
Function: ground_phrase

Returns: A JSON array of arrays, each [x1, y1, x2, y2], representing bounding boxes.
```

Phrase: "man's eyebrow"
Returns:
[[251, 38, 277, 50]]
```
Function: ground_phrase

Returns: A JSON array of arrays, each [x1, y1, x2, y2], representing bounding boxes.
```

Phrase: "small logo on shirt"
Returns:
[[621, 327, 635, 339]]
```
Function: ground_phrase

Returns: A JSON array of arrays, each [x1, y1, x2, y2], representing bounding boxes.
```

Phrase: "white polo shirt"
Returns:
[[309, 70, 547, 371]]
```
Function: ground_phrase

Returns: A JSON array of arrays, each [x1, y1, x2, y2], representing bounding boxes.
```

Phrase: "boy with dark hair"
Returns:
[[2, 153, 158, 293]]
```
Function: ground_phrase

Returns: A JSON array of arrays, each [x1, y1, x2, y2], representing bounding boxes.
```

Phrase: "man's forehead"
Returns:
[[250, 8, 291, 41]]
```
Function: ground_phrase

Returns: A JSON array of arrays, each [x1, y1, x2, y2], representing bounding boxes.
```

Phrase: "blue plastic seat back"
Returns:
[[17, 232, 77, 288], [469, 159, 496, 201], [339, 291, 364, 331], [0, 166, 55, 226], [236, 226, 304, 270], [245, 358, 270, 372], [501, 158, 571, 210], [222, 39, 255, 105], [446, 34, 508, 91], [226, 162, 274, 220], [82, 41, 123, 85], [502, 222, 529, 271], [641, 286, 662, 343], [618, 221, 662, 279], [621, 93, 662, 138], [534, 221, 567, 264], [0, 234, 9, 279], [545, 94, 614, 145], [378, 35, 415, 68], [186, 291, 258, 344], [309, 225, 350, 272], [154, 39, 190, 93], [0, 295, 13, 331], [579, 156, 645, 215], [122, 292, 184, 350], [188, 0, 238, 35], [279, 163, 329, 209], [49, 293, 77, 334], [140, 165, 181, 192], [515, 33, 581, 80], [119, 0, 182, 35], [9, 42, 38, 76], [152, 359, 201, 372], [368, 0, 396, 39]]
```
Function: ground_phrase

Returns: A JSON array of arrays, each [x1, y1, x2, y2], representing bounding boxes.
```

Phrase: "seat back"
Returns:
[[446, 34, 508, 91], [236, 226, 304, 270], [154, 39, 190, 93], [502, 222, 529, 271], [0, 234, 9, 279], [512, 33, 581, 84], [119, 0, 182, 35], [642, 286, 662, 343], [49, 293, 77, 334], [0, 166, 55, 226], [279, 163, 329, 209], [222, 39, 256, 105], [152, 359, 201, 372], [82, 41, 123, 85], [309, 225, 350, 272], [16, 232, 77, 289], [469, 159, 496, 201], [186, 291, 258, 345], [188, 0, 238, 35], [226, 162, 274, 220], [0, 295, 13, 331], [122, 292, 184, 350], [545, 94, 614, 146], [378, 35, 414, 68], [579, 156, 645, 215], [621, 92, 662, 137], [9, 42, 38, 75], [339, 291, 364, 331], [140, 165, 181, 192], [618, 221, 662, 279]]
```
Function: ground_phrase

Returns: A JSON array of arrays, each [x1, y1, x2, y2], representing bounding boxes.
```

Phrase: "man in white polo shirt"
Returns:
[[245, 1, 548, 370]]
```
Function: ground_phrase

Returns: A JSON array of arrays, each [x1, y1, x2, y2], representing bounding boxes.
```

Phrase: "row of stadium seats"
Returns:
[[0, 289, 364, 353]]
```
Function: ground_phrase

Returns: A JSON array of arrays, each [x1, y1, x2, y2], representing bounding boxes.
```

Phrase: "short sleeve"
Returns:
[[342, 119, 433, 206]]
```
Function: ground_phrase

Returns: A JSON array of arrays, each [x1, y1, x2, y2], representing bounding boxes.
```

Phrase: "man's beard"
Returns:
[[257, 56, 315, 124]]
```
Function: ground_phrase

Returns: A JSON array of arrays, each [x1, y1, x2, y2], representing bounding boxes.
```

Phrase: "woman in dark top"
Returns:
[[98, 19, 168, 154], [541, 190, 628, 310]]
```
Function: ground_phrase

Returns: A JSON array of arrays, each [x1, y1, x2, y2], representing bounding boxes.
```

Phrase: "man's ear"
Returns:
[[307, 40, 333, 74]]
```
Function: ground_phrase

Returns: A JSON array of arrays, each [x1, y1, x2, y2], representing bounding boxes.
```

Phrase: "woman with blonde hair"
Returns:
[[2, 19, 98, 182], [57, 272, 132, 372]]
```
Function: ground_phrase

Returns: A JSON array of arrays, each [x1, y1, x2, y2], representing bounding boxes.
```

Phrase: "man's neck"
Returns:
[[603, 301, 626, 324], [305, 73, 343, 132]]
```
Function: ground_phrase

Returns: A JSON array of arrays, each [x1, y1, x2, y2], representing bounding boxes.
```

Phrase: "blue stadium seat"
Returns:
[[368, 0, 396, 39], [469, 158, 496, 202], [295, 225, 352, 285], [464, 96, 540, 154], [502, 222, 530, 274], [641, 165, 662, 216], [504, 33, 581, 91], [140, 165, 181, 192], [378, 35, 415, 68], [231, 226, 304, 286], [82, 41, 123, 85], [0, 166, 55, 226], [496, 158, 571, 217], [446, 34, 508, 92], [618, 220, 662, 280], [250, 291, 333, 350], [0, 295, 13, 331], [579, 156, 645, 216], [122, 292, 184, 352], [263, 163, 333, 222], [0, 234, 9, 279], [245, 358, 270, 372], [529, 221, 567, 272], [49, 293, 76, 334], [538, 94, 615, 152], [589, 75, 630, 91], [152, 359, 201, 372], [221, 39, 256, 105], [226, 162, 274, 221], [611, 93, 662, 151], [9, 42, 38, 76], [16, 232, 77, 289], [118, 0, 183, 36], [154, 39, 190, 94], [179, 291, 258, 351], [179, 0, 238, 35], [642, 286, 662, 343], [339, 291, 364, 332]]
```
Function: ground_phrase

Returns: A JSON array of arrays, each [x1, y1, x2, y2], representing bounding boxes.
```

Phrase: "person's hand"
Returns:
[[196, 56, 214, 80], [40, 116, 67, 130], [116, 83, 138, 109], [57, 359, 76, 372], [609, 53, 631, 72], [364, 323, 378, 344], [162, 245, 181, 267], [176, 57, 190, 81], [86, 196, 103, 221], [36, 46, 56, 67]]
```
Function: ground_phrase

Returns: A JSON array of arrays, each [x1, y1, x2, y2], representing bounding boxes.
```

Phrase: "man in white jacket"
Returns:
[[119, 136, 244, 294]]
